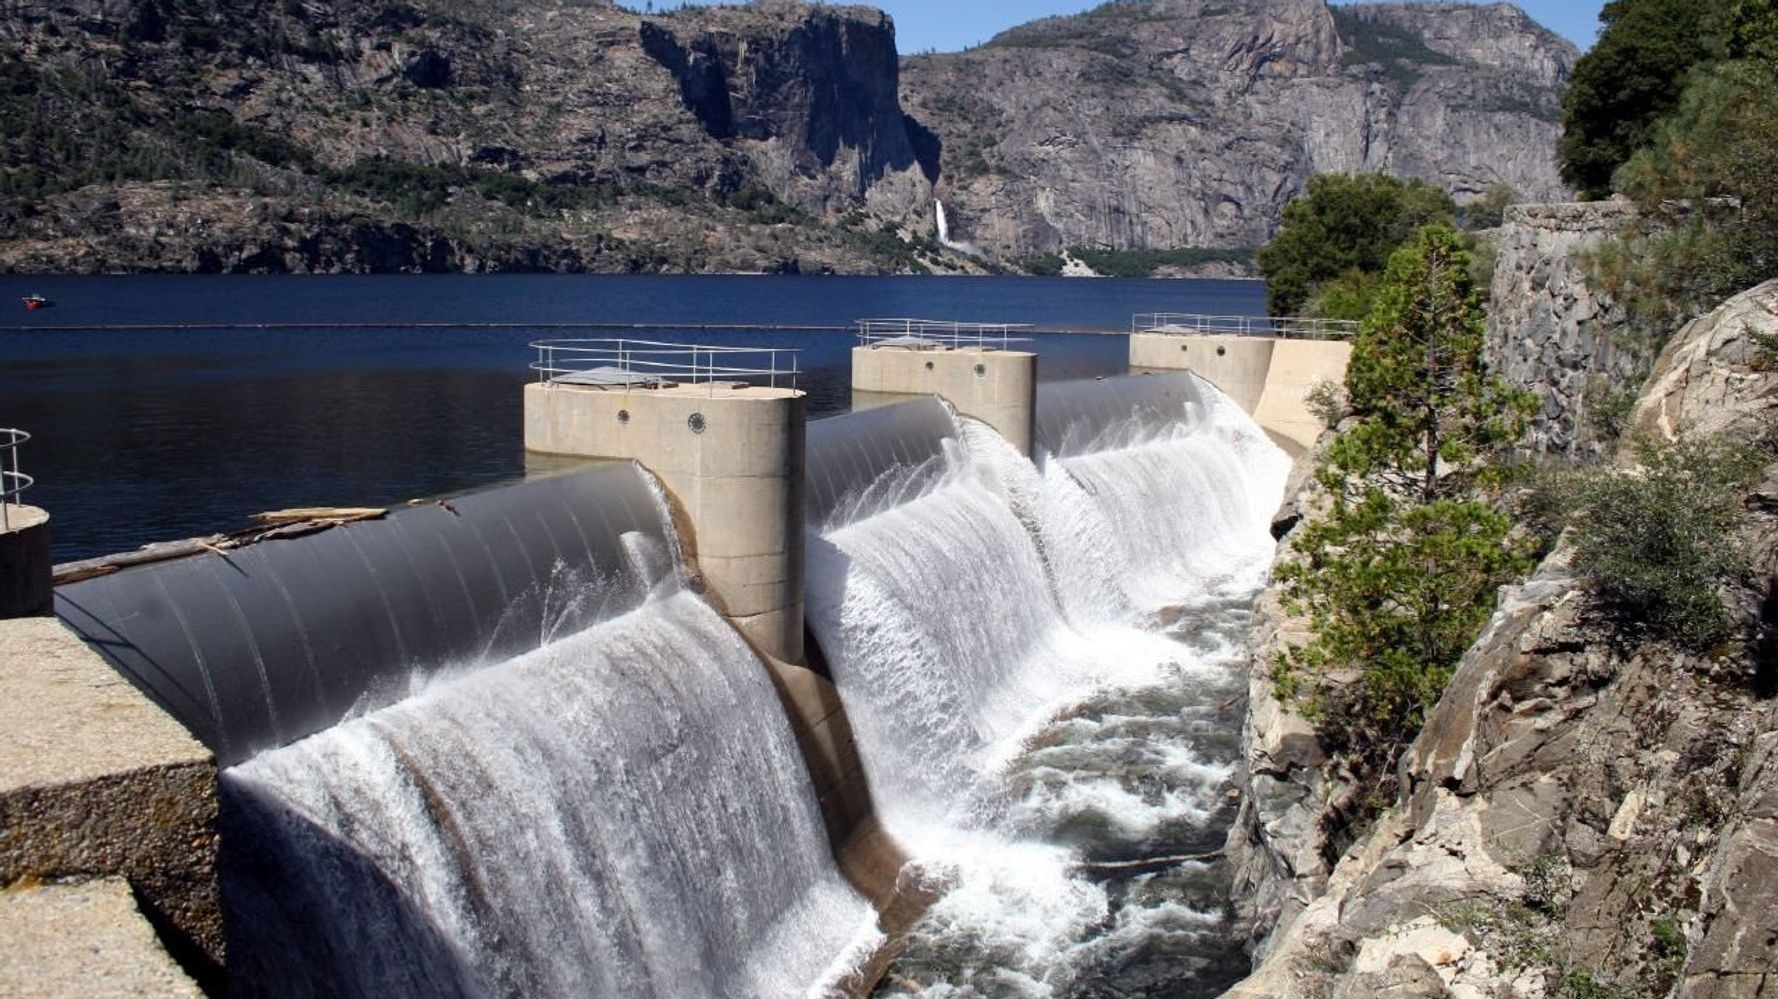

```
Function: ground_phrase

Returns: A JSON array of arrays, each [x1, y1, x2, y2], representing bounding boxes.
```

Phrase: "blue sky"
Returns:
[[656, 2, 1605, 54]]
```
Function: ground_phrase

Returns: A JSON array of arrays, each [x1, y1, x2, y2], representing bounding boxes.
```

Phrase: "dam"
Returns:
[[2, 314, 1349, 996]]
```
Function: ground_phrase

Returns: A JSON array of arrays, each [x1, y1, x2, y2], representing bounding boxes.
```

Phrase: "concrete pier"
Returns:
[[851, 347, 1038, 455], [0, 504, 51, 619], [525, 380, 807, 664], [1130, 331, 1352, 456], [0, 615, 220, 990]]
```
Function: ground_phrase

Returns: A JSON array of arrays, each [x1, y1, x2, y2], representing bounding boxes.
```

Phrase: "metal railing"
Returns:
[[530, 339, 800, 391], [1132, 313, 1360, 340], [2, 429, 31, 532], [855, 318, 1033, 351]]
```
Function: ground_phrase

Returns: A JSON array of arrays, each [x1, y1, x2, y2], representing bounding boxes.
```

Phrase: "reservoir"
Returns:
[[0, 274, 1262, 561]]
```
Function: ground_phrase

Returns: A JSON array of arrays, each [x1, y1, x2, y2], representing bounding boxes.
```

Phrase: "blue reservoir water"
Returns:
[[0, 274, 1262, 560]]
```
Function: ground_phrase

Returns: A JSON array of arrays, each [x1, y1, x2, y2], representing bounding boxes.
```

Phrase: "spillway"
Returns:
[[803, 373, 1289, 995], [224, 590, 877, 999], [54, 465, 877, 998]]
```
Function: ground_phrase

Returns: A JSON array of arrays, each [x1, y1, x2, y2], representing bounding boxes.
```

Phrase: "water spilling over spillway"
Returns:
[[224, 588, 877, 998], [58, 465, 879, 998], [805, 375, 1289, 995]]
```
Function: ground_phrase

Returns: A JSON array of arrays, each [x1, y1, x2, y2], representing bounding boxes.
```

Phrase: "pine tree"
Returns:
[[1275, 225, 1535, 788]]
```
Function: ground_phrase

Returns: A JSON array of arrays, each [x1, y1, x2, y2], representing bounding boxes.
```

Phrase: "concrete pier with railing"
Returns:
[[522, 339, 808, 665], [850, 319, 1038, 455], [1, 429, 50, 620], [1128, 314, 1356, 456]]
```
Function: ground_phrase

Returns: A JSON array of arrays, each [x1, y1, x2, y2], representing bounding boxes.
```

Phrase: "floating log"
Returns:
[[251, 507, 387, 525], [53, 508, 390, 585]]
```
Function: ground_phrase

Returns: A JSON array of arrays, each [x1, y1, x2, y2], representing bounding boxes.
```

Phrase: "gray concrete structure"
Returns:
[[0, 615, 219, 986], [0, 879, 205, 999], [0, 504, 51, 619], [851, 347, 1037, 455], [525, 381, 808, 664]]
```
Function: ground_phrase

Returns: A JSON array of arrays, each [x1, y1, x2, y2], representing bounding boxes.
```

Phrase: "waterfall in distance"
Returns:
[[934, 200, 982, 257], [806, 380, 1290, 996]]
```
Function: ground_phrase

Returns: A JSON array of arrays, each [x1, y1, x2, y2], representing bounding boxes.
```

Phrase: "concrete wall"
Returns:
[[524, 381, 806, 664], [1130, 334, 1350, 457], [0, 504, 51, 619], [1251, 340, 1354, 457], [1486, 201, 1648, 457], [851, 347, 1037, 455], [0, 615, 219, 991]]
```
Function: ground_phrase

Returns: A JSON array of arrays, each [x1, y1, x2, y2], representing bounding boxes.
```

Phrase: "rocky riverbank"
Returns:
[[1218, 279, 1778, 999]]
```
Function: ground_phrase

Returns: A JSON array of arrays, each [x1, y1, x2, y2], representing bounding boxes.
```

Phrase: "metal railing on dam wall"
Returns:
[[1, 428, 31, 530], [1132, 313, 1358, 340], [53, 464, 675, 766]]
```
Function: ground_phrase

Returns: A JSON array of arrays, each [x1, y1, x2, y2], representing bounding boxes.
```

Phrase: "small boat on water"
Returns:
[[22, 295, 51, 310]]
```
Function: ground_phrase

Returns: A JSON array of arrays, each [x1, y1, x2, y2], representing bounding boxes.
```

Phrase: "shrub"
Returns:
[[1565, 434, 1768, 648], [1305, 377, 1348, 429]]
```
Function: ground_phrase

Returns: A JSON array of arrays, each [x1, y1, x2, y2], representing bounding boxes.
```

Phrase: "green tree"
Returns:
[[1602, 21, 1778, 323], [1257, 173, 1454, 317], [1276, 226, 1534, 783], [1557, 0, 1731, 199]]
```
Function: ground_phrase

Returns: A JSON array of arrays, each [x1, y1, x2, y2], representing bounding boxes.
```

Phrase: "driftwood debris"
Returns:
[[52, 507, 390, 585], [251, 507, 387, 525]]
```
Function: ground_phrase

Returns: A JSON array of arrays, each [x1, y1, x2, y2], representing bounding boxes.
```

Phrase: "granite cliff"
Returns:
[[902, 0, 1577, 263], [0, 0, 954, 274], [1220, 277, 1778, 998], [0, 0, 1574, 274]]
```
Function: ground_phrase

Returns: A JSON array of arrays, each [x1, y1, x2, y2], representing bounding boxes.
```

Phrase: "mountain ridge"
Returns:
[[0, 0, 1574, 274]]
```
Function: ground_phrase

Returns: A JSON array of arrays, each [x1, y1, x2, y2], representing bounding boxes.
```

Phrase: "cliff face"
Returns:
[[0, 0, 954, 274], [639, 5, 934, 216], [0, 0, 1577, 274], [900, 0, 1577, 261], [1222, 281, 1778, 999]]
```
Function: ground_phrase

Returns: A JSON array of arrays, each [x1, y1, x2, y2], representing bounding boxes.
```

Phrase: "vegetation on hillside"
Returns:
[[1255, 173, 1455, 319], [1275, 225, 1535, 798], [1562, 0, 1778, 329], [1556, 0, 1729, 199]]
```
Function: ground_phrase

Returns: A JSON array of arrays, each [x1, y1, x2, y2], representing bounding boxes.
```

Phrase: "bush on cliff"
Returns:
[[1560, 434, 1769, 650], [1276, 225, 1535, 790], [1256, 173, 1455, 318]]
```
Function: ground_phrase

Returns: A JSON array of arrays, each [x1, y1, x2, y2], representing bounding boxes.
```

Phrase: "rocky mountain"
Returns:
[[0, 0, 954, 274], [902, 0, 1578, 262], [0, 0, 1573, 274]]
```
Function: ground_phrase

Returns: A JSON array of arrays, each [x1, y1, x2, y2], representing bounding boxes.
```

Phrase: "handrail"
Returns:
[[530, 338, 799, 391], [1, 428, 31, 532], [854, 318, 1034, 351], [1132, 313, 1359, 340]]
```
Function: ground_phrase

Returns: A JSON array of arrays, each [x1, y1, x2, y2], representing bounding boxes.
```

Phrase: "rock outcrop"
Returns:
[[1484, 201, 1647, 458], [0, 0, 959, 274], [901, 0, 1577, 261], [1, 0, 1576, 274], [1221, 281, 1778, 999]]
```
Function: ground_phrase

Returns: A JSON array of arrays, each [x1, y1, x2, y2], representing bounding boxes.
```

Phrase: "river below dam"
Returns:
[[0, 273, 1261, 561]]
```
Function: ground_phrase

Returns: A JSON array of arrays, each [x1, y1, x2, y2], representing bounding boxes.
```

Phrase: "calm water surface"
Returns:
[[0, 274, 1262, 560]]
